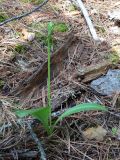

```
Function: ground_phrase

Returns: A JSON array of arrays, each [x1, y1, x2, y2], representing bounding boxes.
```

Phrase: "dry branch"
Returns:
[[0, 150, 38, 159], [27, 123, 46, 160], [74, 0, 101, 41], [0, 0, 49, 26]]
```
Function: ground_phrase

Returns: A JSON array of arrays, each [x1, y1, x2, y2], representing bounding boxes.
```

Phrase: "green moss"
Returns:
[[30, 21, 69, 33], [68, 4, 77, 11], [36, 32, 55, 48], [21, 0, 44, 5], [0, 13, 8, 22], [29, 21, 68, 47], [0, 80, 5, 88], [29, 22, 50, 45], [14, 44, 27, 54], [108, 51, 120, 64], [52, 5, 61, 12], [36, 32, 48, 45], [96, 26, 106, 34], [54, 22, 68, 32], [29, 22, 47, 32], [29, 22, 49, 45]]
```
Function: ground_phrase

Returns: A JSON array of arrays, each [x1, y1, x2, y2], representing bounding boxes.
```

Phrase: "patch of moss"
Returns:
[[68, 4, 77, 11], [96, 26, 106, 34], [0, 13, 8, 22], [36, 32, 48, 45], [21, 0, 44, 5], [52, 5, 61, 12], [108, 50, 120, 64], [14, 44, 27, 54], [29, 22, 49, 45], [54, 22, 69, 32], [29, 22, 48, 33], [0, 80, 5, 89], [36, 32, 55, 48], [30, 21, 69, 33], [29, 21, 68, 47]]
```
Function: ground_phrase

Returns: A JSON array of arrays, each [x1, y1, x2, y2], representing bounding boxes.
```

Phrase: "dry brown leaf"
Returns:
[[83, 126, 107, 141]]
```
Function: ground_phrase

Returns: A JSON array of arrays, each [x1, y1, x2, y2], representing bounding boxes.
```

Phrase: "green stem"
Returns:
[[47, 34, 51, 129], [47, 37, 51, 108], [47, 22, 54, 132]]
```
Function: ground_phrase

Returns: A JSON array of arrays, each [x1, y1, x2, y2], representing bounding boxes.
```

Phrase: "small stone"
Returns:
[[110, 26, 120, 35], [108, 10, 120, 21], [27, 32, 35, 42], [90, 69, 120, 95]]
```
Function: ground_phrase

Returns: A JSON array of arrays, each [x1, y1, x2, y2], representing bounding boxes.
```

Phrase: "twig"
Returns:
[[108, 111, 120, 118], [0, 150, 38, 158], [0, 0, 49, 26], [75, 0, 100, 41], [27, 122, 46, 160]]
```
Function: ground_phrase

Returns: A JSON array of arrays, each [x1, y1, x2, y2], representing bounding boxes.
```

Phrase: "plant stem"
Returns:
[[47, 36, 51, 109], [47, 22, 54, 133], [47, 29, 52, 129]]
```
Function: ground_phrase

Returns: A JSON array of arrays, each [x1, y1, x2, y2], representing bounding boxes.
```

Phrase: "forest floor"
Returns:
[[0, 0, 120, 159]]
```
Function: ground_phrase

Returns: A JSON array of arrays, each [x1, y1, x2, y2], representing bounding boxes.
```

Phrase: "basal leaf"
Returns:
[[15, 106, 51, 134], [15, 107, 43, 117], [55, 103, 108, 125], [31, 107, 50, 134]]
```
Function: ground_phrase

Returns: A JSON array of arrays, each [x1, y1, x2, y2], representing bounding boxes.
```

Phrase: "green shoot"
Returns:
[[15, 22, 108, 135], [15, 22, 54, 135]]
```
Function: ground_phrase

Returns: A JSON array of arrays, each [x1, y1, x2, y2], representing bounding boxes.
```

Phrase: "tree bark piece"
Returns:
[[72, 60, 115, 83], [11, 31, 76, 96]]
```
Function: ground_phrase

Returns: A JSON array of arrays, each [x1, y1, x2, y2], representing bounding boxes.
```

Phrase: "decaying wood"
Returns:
[[51, 79, 107, 110], [72, 60, 115, 83], [11, 31, 77, 96]]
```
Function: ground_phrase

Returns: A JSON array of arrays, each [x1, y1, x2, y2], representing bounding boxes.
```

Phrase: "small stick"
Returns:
[[0, 0, 49, 26], [0, 120, 46, 160], [76, 0, 100, 41], [0, 150, 38, 159], [27, 122, 46, 160]]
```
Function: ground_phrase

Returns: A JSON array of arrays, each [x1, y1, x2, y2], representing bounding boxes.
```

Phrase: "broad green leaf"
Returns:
[[31, 107, 50, 134], [55, 103, 108, 125], [15, 107, 43, 117], [15, 106, 51, 134]]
